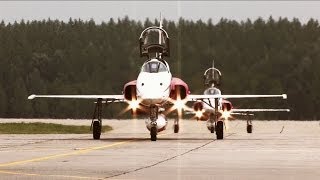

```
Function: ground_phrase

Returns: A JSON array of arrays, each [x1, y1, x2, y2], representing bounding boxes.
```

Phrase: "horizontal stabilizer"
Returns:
[[230, 112, 254, 116], [28, 94, 124, 100], [188, 94, 288, 101]]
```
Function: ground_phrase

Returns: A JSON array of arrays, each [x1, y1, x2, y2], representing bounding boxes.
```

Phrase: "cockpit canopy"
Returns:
[[139, 27, 170, 58], [203, 68, 222, 87], [141, 60, 169, 73], [204, 87, 221, 95]]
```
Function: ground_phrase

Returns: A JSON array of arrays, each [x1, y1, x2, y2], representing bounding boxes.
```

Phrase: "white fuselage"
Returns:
[[136, 59, 172, 106], [202, 87, 223, 113], [135, 59, 172, 132]]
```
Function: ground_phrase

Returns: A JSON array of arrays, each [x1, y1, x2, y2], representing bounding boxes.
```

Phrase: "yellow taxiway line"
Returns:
[[0, 140, 131, 167], [0, 170, 95, 179], [0, 133, 172, 179], [0, 133, 171, 168]]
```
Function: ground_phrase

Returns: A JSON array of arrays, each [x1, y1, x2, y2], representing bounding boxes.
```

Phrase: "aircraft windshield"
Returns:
[[142, 29, 166, 46], [204, 88, 221, 95], [141, 61, 168, 73], [204, 68, 222, 87], [139, 27, 170, 57]]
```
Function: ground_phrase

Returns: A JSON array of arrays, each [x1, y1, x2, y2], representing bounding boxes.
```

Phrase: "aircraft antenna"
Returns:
[[212, 60, 215, 87], [157, 13, 163, 59], [159, 13, 163, 44]]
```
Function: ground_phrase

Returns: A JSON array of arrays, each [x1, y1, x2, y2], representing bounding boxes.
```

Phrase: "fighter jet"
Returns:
[[190, 60, 289, 138], [28, 16, 287, 141]]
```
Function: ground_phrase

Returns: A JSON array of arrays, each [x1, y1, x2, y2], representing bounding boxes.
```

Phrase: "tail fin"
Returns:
[[159, 13, 163, 29], [159, 13, 163, 45], [212, 59, 215, 82]]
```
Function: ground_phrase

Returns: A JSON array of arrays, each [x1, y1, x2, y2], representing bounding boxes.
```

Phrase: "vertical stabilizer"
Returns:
[[212, 60, 215, 85], [159, 13, 163, 45], [159, 13, 163, 29]]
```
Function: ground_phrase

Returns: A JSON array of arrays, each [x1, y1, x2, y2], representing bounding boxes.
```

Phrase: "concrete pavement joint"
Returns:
[[0, 133, 173, 179], [104, 133, 236, 179]]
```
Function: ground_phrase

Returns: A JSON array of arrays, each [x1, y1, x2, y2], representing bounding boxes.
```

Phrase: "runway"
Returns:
[[0, 119, 319, 179]]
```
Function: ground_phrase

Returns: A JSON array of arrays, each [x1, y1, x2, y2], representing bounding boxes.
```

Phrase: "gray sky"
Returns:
[[1, 1, 320, 24]]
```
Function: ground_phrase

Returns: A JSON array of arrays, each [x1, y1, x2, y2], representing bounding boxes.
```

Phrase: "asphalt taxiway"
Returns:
[[0, 119, 319, 179]]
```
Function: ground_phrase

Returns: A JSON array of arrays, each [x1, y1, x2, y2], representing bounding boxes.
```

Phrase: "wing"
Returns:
[[28, 94, 125, 102], [230, 112, 254, 116], [231, 109, 290, 112], [229, 109, 290, 118], [187, 94, 287, 101]]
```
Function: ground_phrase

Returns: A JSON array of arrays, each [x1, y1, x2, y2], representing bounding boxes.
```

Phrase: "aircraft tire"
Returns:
[[174, 124, 179, 133], [216, 121, 224, 140], [210, 126, 215, 133], [150, 127, 157, 141], [247, 124, 253, 133], [93, 121, 101, 140]]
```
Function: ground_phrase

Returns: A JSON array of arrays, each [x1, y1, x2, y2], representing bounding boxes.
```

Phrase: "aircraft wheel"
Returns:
[[216, 121, 224, 140], [150, 126, 157, 141], [210, 126, 215, 133], [247, 124, 253, 133], [93, 121, 101, 140], [174, 124, 179, 133]]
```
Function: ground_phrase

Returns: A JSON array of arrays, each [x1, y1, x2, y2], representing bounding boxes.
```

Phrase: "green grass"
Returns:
[[0, 122, 112, 134]]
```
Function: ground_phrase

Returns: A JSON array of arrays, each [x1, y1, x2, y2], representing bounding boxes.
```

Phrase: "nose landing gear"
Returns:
[[150, 126, 157, 141], [150, 105, 158, 141], [208, 113, 215, 133], [214, 98, 224, 140]]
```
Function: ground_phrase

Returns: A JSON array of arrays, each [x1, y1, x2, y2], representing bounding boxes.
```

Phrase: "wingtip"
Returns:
[[28, 94, 36, 100], [282, 94, 287, 99]]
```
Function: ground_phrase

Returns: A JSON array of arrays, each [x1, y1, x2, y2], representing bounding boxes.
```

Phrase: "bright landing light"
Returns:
[[166, 98, 192, 119], [195, 110, 203, 119], [173, 99, 186, 119], [117, 99, 141, 117], [128, 100, 140, 111], [221, 110, 231, 120], [173, 99, 186, 110]]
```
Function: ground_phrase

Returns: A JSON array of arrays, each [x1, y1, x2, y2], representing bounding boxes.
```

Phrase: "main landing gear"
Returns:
[[206, 98, 223, 139], [91, 98, 116, 139], [216, 121, 224, 139], [150, 105, 158, 141], [91, 98, 103, 140], [246, 113, 253, 133], [174, 118, 179, 133]]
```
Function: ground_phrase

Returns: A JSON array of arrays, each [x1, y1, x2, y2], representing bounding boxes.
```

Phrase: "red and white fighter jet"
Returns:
[[190, 61, 289, 139], [28, 18, 287, 141]]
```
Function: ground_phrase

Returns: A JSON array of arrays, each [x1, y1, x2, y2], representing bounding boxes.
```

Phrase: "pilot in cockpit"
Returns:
[[139, 27, 170, 58], [141, 60, 168, 73], [144, 30, 166, 46]]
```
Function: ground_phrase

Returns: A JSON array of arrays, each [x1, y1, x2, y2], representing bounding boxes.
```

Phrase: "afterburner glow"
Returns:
[[221, 110, 231, 120], [128, 100, 140, 110], [195, 110, 203, 119], [173, 99, 185, 110], [117, 99, 141, 117]]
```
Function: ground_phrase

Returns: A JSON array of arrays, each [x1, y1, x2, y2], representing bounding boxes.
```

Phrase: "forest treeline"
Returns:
[[0, 16, 319, 120]]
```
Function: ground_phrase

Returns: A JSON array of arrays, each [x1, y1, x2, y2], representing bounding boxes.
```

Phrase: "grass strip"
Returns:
[[0, 122, 112, 134]]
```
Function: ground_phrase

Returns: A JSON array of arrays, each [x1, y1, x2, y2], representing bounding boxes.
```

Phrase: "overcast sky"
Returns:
[[1, 1, 320, 24]]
